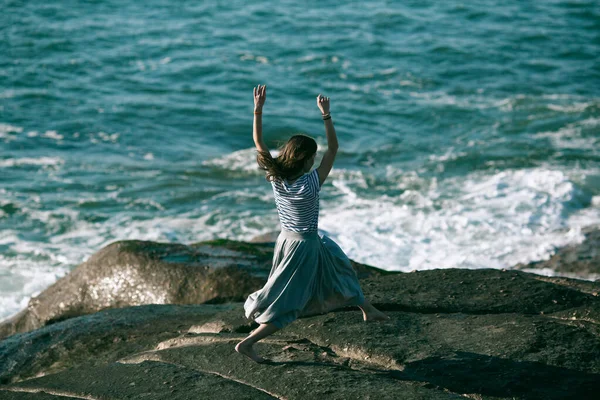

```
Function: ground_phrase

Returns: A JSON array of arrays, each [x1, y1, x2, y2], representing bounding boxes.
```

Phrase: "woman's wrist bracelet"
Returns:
[[322, 112, 331, 120], [254, 111, 262, 114]]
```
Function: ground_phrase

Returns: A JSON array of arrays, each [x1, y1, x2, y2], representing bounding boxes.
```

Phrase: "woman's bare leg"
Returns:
[[235, 322, 281, 363], [358, 298, 390, 322]]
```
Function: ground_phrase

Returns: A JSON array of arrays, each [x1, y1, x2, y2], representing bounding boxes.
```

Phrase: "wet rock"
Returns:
[[0, 239, 272, 340], [515, 225, 600, 280], [0, 303, 239, 384], [1, 269, 599, 399], [0, 239, 386, 340], [3, 360, 276, 399], [362, 268, 595, 315]]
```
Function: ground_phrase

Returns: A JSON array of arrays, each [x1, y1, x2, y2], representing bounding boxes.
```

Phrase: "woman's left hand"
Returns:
[[254, 84, 266, 111]]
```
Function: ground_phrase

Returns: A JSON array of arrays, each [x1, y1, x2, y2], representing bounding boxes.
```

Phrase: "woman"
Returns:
[[235, 84, 389, 363]]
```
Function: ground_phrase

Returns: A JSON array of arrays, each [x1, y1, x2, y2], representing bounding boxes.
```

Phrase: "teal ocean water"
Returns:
[[1, 0, 599, 321]]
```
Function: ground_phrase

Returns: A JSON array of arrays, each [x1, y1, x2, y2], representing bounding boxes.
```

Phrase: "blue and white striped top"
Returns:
[[271, 169, 321, 233]]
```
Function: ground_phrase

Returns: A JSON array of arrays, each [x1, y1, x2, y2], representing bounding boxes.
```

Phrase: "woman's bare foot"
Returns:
[[359, 299, 390, 322], [235, 340, 267, 363], [363, 309, 390, 322]]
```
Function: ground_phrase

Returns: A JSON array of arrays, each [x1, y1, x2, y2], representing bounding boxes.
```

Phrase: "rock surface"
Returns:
[[1, 232, 600, 399], [0, 239, 387, 340], [515, 224, 600, 279]]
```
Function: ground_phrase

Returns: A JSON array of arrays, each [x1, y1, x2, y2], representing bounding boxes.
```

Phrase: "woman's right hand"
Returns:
[[317, 94, 330, 115], [254, 84, 266, 111]]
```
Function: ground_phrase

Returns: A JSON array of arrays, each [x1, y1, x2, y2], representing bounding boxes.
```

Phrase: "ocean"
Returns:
[[1, 0, 599, 321]]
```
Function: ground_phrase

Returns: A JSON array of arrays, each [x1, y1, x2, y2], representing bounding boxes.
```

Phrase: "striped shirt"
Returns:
[[271, 169, 321, 233]]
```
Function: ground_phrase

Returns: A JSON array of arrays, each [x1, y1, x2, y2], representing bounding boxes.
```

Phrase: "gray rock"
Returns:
[[515, 225, 600, 279], [1, 268, 599, 399], [0, 239, 386, 341], [4, 359, 276, 400]]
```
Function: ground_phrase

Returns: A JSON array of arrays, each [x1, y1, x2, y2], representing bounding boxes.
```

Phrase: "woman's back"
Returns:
[[271, 169, 321, 233]]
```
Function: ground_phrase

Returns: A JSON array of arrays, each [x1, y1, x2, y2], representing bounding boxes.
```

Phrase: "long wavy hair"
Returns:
[[257, 134, 317, 181]]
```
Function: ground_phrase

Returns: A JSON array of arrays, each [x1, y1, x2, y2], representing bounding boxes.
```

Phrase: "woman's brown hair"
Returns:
[[257, 134, 317, 181]]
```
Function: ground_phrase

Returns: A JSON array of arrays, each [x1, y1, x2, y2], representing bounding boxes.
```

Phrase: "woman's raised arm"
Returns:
[[316, 94, 338, 187], [253, 84, 269, 154]]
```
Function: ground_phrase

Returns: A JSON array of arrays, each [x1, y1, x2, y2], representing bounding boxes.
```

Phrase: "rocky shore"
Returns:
[[1, 227, 599, 399]]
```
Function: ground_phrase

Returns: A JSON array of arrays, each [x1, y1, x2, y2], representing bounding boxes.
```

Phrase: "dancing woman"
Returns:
[[235, 84, 389, 363]]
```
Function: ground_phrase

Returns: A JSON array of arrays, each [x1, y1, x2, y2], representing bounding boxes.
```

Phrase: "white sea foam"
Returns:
[[43, 130, 64, 140], [0, 123, 23, 136], [97, 132, 120, 143], [0, 255, 70, 323], [518, 267, 600, 282], [427, 146, 468, 162], [534, 118, 600, 150], [0, 90, 15, 99], [202, 148, 262, 172], [580, 117, 600, 127], [319, 167, 600, 275], [547, 103, 592, 113], [2, 149, 599, 322], [0, 157, 65, 168], [0, 197, 280, 321], [200, 149, 600, 277], [240, 53, 269, 64], [409, 90, 511, 109], [201, 147, 287, 172], [406, 91, 600, 114]]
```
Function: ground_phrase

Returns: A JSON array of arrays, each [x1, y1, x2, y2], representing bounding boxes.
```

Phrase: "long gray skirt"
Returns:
[[244, 229, 365, 329]]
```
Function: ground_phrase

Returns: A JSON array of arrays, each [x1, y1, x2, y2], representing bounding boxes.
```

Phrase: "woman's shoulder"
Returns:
[[291, 170, 319, 191], [307, 169, 320, 188], [269, 176, 285, 189], [289, 171, 314, 185]]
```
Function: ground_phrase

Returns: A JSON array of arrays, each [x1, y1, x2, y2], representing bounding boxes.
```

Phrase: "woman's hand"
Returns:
[[254, 84, 266, 112], [317, 94, 330, 115], [253, 84, 268, 154]]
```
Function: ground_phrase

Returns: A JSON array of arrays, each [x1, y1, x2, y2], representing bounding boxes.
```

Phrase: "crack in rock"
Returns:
[[0, 387, 100, 399], [117, 355, 284, 399], [284, 336, 405, 372], [153, 333, 295, 351]]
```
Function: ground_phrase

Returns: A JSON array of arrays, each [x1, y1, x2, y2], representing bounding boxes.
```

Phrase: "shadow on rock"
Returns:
[[395, 351, 600, 399]]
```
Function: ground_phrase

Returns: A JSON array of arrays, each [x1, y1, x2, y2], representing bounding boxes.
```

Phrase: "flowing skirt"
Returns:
[[244, 229, 365, 329]]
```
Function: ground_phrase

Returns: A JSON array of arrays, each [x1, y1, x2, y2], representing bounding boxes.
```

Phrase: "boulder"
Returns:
[[0, 239, 386, 340], [515, 224, 600, 279]]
